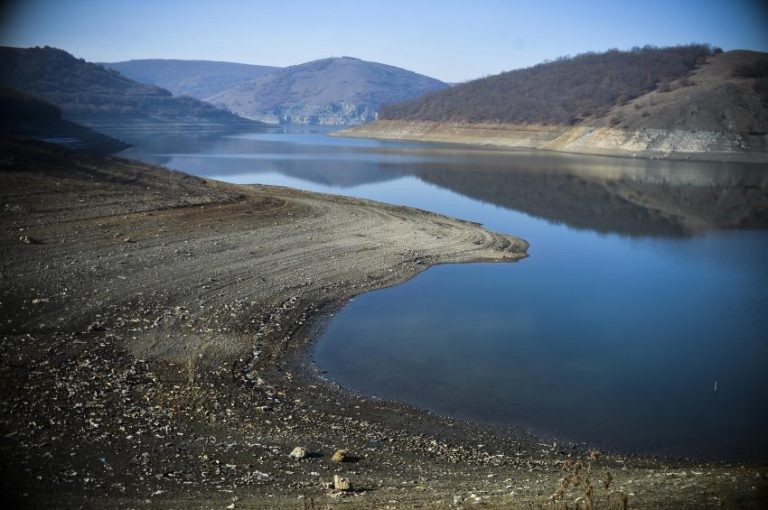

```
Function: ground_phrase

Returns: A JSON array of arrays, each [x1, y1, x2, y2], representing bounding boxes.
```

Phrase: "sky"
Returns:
[[0, 0, 766, 83]]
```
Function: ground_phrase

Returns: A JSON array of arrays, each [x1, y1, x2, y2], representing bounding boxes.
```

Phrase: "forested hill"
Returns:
[[380, 45, 720, 125], [0, 46, 262, 139]]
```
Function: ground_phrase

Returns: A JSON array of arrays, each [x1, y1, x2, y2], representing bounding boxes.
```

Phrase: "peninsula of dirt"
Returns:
[[1, 139, 765, 509]]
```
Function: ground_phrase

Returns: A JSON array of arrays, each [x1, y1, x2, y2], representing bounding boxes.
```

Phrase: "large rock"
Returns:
[[333, 474, 352, 491], [331, 449, 348, 463], [289, 446, 307, 460]]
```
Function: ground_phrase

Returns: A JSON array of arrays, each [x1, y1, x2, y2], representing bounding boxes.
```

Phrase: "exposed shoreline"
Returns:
[[335, 120, 768, 163], [1, 138, 765, 508]]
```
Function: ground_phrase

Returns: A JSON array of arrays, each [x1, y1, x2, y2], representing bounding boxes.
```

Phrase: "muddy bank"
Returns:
[[337, 120, 768, 163], [1, 138, 765, 509]]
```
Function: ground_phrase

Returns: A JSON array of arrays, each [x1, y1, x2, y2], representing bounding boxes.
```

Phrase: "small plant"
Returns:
[[551, 452, 622, 509]]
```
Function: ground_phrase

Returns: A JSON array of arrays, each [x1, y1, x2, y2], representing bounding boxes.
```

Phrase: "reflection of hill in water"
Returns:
[[404, 154, 768, 237], [121, 133, 402, 187], [234, 157, 400, 187], [420, 168, 687, 236], [121, 133, 768, 237]]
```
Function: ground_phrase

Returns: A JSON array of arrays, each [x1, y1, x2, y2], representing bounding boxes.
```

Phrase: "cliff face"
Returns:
[[257, 100, 379, 126], [206, 57, 447, 125]]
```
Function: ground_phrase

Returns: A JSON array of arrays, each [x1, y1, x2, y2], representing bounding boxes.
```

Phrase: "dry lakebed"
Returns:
[[1, 138, 766, 509]]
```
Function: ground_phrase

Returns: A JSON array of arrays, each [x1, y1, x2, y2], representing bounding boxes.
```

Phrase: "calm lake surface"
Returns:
[[122, 128, 768, 461]]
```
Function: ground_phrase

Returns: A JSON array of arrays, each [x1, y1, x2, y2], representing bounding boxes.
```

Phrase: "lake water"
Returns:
[[122, 128, 768, 461]]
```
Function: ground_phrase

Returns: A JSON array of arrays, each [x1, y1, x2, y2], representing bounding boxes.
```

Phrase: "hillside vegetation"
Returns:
[[598, 50, 768, 133], [207, 56, 448, 125], [101, 59, 279, 99], [0, 46, 260, 139], [380, 45, 719, 125]]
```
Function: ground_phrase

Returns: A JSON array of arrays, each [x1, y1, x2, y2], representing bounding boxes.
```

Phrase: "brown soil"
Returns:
[[0, 138, 765, 509]]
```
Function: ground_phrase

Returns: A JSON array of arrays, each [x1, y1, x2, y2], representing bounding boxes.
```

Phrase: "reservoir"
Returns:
[[122, 128, 768, 461]]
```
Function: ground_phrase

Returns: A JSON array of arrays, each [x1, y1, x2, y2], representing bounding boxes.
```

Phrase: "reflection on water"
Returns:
[[408, 160, 768, 236], [122, 130, 768, 237], [122, 129, 768, 460]]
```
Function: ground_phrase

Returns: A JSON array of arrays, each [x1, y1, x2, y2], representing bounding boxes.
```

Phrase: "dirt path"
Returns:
[[0, 138, 765, 509]]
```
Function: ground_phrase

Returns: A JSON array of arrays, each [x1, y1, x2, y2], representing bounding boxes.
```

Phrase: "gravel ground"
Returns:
[[0, 138, 765, 509]]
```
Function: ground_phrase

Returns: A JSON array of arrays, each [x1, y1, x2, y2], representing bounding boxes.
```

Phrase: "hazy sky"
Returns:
[[1, 0, 766, 82]]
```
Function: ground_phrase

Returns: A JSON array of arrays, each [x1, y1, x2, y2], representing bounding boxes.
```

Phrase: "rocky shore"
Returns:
[[1, 138, 765, 508], [336, 120, 768, 163]]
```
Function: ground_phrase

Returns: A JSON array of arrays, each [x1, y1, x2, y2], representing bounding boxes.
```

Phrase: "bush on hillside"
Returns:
[[380, 45, 719, 125]]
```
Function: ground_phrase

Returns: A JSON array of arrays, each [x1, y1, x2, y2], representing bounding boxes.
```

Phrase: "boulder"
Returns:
[[333, 474, 352, 491]]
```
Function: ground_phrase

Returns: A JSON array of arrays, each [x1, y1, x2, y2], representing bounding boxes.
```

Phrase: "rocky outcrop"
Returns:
[[547, 126, 767, 159], [337, 120, 768, 162], [262, 101, 378, 126]]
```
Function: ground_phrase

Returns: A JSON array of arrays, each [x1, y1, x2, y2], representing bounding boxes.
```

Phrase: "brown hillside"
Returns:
[[596, 50, 768, 133]]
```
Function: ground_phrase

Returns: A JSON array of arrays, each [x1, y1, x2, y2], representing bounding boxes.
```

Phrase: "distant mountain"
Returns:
[[101, 59, 279, 99], [0, 46, 262, 140], [0, 86, 129, 153], [206, 56, 448, 125]]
